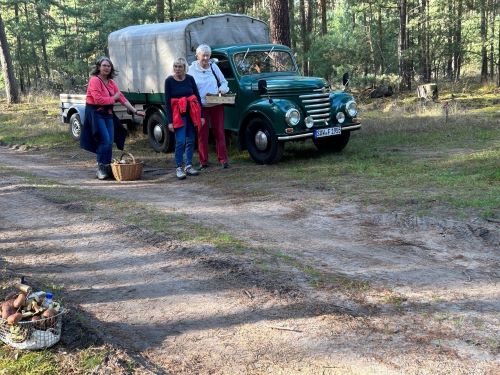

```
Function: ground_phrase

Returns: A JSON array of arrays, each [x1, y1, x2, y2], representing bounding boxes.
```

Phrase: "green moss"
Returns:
[[0, 348, 59, 375]]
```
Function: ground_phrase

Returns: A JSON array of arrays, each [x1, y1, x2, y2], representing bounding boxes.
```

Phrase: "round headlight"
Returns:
[[336, 112, 345, 124], [285, 108, 300, 126], [305, 116, 314, 128], [346, 100, 358, 117]]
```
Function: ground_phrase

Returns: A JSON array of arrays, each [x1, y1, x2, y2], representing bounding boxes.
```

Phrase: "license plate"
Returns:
[[313, 126, 341, 138]]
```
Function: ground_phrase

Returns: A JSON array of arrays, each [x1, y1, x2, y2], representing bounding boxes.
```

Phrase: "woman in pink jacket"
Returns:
[[81, 57, 144, 180]]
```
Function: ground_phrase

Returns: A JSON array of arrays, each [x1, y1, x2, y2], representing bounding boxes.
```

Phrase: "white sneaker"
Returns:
[[176, 167, 186, 180], [185, 165, 199, 176]]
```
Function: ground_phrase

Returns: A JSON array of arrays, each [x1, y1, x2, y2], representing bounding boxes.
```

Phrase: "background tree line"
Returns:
[[0, 0, 499, 103]]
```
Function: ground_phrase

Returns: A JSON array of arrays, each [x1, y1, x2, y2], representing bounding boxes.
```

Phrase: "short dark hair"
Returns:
[[90, 56, 117, 79]]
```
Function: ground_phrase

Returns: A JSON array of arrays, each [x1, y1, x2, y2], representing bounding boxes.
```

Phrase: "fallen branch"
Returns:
[[267, 326, 302, 333], [243, 290, 253, 299], [463, 270, 472, 282]]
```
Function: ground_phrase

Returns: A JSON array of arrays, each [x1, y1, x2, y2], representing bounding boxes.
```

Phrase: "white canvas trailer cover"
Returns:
[[108, 14, 269, 94]]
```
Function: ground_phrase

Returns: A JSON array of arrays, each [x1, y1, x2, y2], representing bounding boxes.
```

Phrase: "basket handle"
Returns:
[[119, 152, 136, 164]]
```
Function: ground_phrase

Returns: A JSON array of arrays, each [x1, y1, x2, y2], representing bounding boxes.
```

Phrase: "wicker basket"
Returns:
[[0, 309, 64, 350], [111, 152, 143, 181], [205, 93, 236, 105]]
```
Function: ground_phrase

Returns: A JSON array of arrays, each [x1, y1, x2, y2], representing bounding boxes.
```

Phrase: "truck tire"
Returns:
[[69, 113, 82, 141], [313, 131, 350, 153], [245, 118, 284, 164], [147, 112, 174, 153]]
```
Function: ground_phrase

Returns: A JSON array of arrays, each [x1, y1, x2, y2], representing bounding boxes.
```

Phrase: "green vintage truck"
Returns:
[[60, 13, 360, 164]]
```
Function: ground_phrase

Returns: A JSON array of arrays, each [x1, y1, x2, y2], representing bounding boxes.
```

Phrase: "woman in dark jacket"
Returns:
[[165, 57, 203, 180]]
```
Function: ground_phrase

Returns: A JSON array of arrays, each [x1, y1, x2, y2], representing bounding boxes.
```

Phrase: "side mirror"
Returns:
[[342, 72, 349, 87], [257, 79, 268, 95]]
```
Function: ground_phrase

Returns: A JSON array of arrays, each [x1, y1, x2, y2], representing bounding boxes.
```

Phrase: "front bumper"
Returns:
[[277, 123, 361, 141]]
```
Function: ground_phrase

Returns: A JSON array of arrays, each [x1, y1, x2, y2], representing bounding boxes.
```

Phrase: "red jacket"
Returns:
[[170, 95, 202, 129]]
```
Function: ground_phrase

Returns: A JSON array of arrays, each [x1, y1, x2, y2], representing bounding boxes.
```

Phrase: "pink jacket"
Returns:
[[86, 76, 126, 107]]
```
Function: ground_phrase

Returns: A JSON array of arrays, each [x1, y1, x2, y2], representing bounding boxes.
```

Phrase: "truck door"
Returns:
[[213, 55, 239, 134]]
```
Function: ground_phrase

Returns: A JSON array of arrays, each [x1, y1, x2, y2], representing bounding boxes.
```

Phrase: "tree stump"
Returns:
[[417, 83, 438, 100]]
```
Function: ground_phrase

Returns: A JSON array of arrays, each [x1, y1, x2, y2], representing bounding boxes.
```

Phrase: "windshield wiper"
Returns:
[[263, 46, 275, 62]]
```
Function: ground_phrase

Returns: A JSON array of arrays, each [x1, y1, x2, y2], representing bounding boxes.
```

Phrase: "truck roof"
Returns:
[[212, 44, 291, 54], [108, 14, 270, 94]]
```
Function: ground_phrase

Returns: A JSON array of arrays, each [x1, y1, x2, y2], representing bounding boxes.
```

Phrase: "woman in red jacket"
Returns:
[[81, 57, 144, 180]]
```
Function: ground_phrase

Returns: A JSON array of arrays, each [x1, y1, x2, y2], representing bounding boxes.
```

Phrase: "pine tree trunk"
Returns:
[[14, 4, 25, 93], [420, 0, 430, 82], [480, 0, 488, 82], [377, 8, 385, 74], [488, 0, 495, 80], [168, 0, 174, 22], [23, 3, 41, 87], [300, 0, 308, 75], [36, 6, 50, 78], [454, 0, 463, 81], [305, 0, 314, 75], [320, 0, 327, 35], [364, 11, 375, 77], [270, 0, 291, 47], [398, 0, 411, 90], [157, 0, 165, 23], [289, 0, 296, 50], [0, 13, 20, 104]]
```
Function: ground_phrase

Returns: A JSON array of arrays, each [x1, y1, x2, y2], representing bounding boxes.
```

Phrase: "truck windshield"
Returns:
[[233, 50, 297, 76]]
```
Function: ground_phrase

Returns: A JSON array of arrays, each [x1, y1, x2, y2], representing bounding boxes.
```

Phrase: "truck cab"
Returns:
[[212, 44, 360, 163]]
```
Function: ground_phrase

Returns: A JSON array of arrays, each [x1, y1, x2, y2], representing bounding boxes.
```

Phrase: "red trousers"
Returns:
[[198, 105, 228, 165]]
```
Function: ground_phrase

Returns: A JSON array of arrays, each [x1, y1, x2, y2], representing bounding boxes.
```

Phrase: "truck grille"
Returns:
[[299, 91, 331, 126]]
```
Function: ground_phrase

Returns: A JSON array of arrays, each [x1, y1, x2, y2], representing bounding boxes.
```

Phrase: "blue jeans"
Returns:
[[94, 112, 114, 164], [174, 116, 195, 167]]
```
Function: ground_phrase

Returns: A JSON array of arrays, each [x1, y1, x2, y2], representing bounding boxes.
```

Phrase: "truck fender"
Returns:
[[142, 105, 167, 133], [238, 99, 294, 149], [65, 104, 86, 141], [238, 109, 273, 150], [143, 106, 174, 153], [65, 104, 86, 124]]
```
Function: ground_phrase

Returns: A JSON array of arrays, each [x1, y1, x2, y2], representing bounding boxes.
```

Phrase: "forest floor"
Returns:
[[0, 143, 499, 375]]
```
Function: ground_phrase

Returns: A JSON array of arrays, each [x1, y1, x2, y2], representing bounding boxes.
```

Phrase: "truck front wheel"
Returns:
[[245, 118, 284, 164], [147, 112, 174, 153], [313, 131, 350, 153], [69, 113, 82, 141]]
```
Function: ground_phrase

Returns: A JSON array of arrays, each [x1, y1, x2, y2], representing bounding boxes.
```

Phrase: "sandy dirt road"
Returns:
[[0, 145, 498, 374]]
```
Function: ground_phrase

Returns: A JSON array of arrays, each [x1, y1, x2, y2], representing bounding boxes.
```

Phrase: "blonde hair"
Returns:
[[173, 57, 188, 71]]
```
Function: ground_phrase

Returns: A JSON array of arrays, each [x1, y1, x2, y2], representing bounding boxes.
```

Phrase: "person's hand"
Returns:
[[113, 92, 121, 101], [167, 123, 174, 132], [201, 118, 206, 126], [135, 110, 145, 117]]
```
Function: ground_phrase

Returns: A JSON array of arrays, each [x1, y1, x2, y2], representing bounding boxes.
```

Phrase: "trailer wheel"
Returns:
[[69, 113, 82, 141], [147, 112, 174, 153], [245, 118, 284, 164], [312, 131, 350, 153]]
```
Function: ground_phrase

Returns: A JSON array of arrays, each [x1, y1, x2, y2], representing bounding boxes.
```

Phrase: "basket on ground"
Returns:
[[111, 152, 143, 181], [0, 309, 64, 350]]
